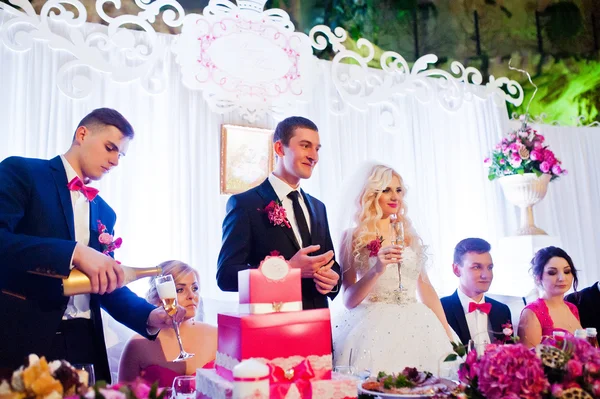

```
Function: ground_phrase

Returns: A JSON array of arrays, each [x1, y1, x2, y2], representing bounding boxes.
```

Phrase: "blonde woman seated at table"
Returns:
[[119, 260, 217, 386], [518, 246, 582, 348]]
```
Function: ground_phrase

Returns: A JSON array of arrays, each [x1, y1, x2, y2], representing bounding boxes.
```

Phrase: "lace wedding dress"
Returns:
[[332, 247, 455, 375]]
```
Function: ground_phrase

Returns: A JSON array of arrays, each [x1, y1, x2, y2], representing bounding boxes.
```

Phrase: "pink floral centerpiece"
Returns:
[[455, 335, 600, 399], [0, 355, 165, 399], [484, 116, 567, 181]]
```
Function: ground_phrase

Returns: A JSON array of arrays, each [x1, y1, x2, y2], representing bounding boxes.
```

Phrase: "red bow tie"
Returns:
[[67, 176, 99, 201], [468, 301, 491, 314]]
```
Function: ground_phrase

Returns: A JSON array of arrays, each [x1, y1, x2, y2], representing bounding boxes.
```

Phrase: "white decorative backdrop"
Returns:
[[2, 0, 600, 381]]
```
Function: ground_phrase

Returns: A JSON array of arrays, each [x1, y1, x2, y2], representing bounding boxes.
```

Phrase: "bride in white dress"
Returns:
[[332, 164, 455, 375]]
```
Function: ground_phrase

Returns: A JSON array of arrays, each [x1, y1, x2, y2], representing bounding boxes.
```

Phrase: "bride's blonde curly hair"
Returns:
[[343, 164, 424, 267]]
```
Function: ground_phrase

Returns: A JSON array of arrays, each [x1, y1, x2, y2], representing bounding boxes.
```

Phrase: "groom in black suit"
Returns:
[[565, 281, 600, 332], [217, 116, 340, 310], [441, 238, 512, 346]]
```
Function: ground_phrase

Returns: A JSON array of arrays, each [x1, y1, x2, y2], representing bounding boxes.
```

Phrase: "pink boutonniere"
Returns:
[[260, 200, 291, 228], [97, 219, 122, 255], [366, 236, 384, 257]]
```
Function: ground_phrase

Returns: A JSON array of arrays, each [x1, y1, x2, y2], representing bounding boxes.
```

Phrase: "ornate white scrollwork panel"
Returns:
[[309, 24, 524, 132], [0, 0, 525, 125], [172, 0, 314, 122], [0, 0, 185, 98]]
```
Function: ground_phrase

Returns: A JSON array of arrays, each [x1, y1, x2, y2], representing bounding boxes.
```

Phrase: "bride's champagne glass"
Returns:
[[389, 213, 406, 291], [156, 275, 194, 362]]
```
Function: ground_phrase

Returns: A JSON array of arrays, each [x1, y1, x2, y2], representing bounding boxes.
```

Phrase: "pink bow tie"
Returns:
[[67, 176, 99, 201], [468, 301, 491, 314]]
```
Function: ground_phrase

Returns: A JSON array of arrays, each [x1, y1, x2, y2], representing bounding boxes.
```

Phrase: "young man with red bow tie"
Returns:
[[0, 108, 183, 382], [441, 238, 512, 347]]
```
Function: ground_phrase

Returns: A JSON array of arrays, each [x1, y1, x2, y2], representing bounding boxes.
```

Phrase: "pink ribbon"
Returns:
[[268, 360, 315, 399]]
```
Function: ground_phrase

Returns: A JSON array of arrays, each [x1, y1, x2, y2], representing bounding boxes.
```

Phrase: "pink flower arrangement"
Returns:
[[96, 220, 122, 255], [0, 356, 165, 399], [453, 334, 600, 399], [366, 236, 384, 257], [260, 200, 291, 228], [484, 117, 567, 181]]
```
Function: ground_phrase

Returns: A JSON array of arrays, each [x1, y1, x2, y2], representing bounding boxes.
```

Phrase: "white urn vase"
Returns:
[[498, 173, 552, 236]]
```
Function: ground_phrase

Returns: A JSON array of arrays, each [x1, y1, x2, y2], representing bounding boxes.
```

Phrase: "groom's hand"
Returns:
[[289, 245, 334, 278], [313, 261, 339, 294]]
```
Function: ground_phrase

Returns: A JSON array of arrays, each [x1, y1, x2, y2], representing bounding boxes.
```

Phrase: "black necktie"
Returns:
[[287, 191, 311, 247]]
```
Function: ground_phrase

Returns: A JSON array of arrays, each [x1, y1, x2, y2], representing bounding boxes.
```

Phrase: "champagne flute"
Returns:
[[156, 275, 194, 362], [389, 213, 406, 291]]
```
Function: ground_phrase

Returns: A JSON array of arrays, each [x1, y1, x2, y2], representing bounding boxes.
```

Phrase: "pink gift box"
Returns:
[[238, 268, 302, 314], [216, 309, 332, 381]]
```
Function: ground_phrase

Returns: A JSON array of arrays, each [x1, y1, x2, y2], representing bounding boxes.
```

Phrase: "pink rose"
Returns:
[[592, 380, 600, 396], [533, 141, 543, 149], [530, 149, 543, 161], [534, 134, 545, 143], [540, 161, 551, 173], [551, 164, 563, 175], [99, 232, 113, 245], [543, 150, 556, 164], [567, 359, 583, 378], [499, 158, 506, 165], [509, 154, 522, 168], [586, 362, 600, 375], [130, 381, 151, 399], [509, 133, 517, 141], [551, 384, 564, 397]]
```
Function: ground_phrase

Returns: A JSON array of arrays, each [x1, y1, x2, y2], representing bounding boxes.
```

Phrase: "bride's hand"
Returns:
[[375, 245, 403, 273]]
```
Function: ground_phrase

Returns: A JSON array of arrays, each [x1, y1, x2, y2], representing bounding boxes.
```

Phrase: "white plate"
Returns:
[[357, 384, 434, 398]]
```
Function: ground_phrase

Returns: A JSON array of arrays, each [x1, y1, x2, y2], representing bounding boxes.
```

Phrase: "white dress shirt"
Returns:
[[61, 155, 92, 319], [457, 287, 491, 350], [268, 173, 312, 247]]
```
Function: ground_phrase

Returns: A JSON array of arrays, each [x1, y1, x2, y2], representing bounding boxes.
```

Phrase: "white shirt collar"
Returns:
[[60, 155, 80, 183], [457, 287, 486, 314], [268, 173, 301, 201]]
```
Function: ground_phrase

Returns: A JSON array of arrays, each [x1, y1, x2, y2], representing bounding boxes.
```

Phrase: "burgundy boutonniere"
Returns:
[[500, 321, 517, 343], [97, 219, 122, 255], [259, 200, 291, 228], [366, 236, 384, 257]]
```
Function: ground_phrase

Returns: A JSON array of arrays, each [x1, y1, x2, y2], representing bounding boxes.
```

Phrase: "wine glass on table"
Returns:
[[156, 274, 194, 362], [389, 213, 406, 291]]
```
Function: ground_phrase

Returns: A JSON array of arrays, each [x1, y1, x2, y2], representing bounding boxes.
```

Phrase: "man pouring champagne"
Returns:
[[0, 108, 184, 382]]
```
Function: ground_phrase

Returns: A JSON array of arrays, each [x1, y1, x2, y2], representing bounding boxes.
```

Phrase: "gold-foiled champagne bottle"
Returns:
[[62, 266, 162, 296]]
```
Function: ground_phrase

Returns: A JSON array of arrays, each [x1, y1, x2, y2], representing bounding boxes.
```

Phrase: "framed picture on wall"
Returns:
[[220, 124, 275, 195]]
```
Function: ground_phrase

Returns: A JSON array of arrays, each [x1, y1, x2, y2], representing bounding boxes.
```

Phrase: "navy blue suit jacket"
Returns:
[[441, 290, 512, 346], [565, 283, 600, 332], [0, 156, 156, 381], [216, 179, 340, 310]]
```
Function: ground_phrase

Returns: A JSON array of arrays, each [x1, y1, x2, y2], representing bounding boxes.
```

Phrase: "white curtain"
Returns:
[[522, 122, 600, 287]]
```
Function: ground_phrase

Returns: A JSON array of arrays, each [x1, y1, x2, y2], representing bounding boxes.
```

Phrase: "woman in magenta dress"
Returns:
[[518, 246, 582, 348], [118, 261, 217, 386]]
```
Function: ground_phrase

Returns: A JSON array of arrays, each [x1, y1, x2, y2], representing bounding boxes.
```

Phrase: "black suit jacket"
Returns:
[[565, 283, 600, 332], [217, 179, 340, 310], [441, 290, 512, 346], [0, 156, 156, 381]]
